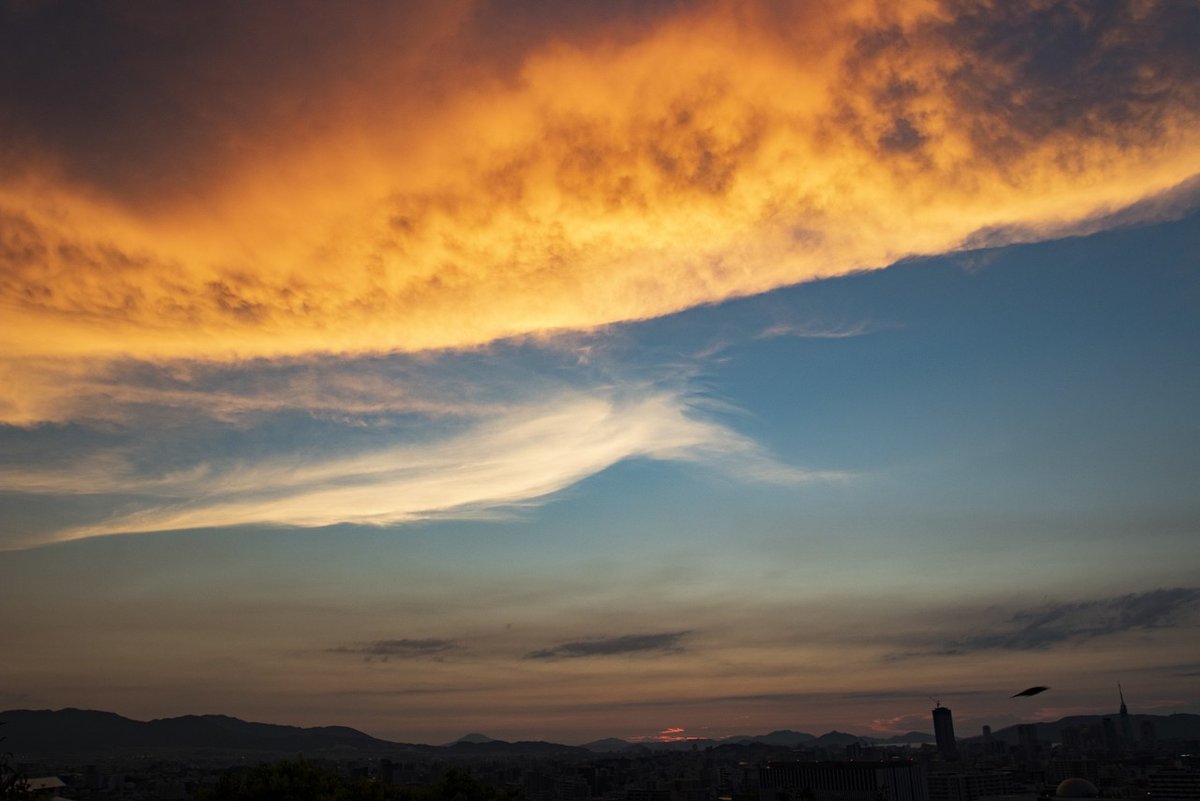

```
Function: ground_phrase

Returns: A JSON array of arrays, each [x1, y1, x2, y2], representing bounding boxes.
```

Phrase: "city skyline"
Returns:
[[1, 1, 1199, 745]]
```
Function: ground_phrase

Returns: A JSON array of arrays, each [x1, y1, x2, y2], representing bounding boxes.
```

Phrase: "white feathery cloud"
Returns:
[[5, 391, 839, 548]]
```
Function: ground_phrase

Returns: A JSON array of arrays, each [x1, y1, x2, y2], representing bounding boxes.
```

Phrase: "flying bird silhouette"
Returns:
[[1010, 686, 1050, 698]]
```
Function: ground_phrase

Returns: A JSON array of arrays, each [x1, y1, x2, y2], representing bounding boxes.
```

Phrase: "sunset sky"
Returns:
[[2, 0, 1199, 745]]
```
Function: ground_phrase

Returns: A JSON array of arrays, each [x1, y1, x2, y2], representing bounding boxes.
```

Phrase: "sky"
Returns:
[[1, 0, 1199, 746]]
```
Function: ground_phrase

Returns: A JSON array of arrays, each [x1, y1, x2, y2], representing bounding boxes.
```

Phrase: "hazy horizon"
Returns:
[[13, 701, 1196, 748]]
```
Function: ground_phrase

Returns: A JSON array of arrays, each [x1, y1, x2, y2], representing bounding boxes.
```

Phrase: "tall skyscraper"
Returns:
[[933, 704, 958, 760]]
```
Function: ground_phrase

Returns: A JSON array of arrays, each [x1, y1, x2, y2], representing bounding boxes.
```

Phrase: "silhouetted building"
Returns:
[[760, 761, 928, 801], [1149, 768, 1200, 801], [1101, 718, 1118, 760], [928, 769, 1017, 801], [1139, 720, 1157, 751], [1059, 726, 1085, 755], [1017, 725, 1039, 770], [933, 705, 958, 761]]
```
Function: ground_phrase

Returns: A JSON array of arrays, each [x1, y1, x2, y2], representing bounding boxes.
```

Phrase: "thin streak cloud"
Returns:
[[0, 356, 505, 427], [525, 632, 690, 660], [4, 392, 833, 548], [328, 639, 460, 662], [754, 322, 874, 341], [891, 588, 1200, 658]]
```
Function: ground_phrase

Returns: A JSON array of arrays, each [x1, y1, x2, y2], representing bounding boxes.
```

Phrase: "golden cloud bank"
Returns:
[[2, 0, 1198, 420]]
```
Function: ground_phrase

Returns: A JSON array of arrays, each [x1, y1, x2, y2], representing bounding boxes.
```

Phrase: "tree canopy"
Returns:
[[195, 760, 524, 801]]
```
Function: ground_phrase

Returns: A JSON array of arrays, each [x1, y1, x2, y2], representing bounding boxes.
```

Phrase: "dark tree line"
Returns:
[[1, 726, 31, 801], [194, 760, 524, 801]]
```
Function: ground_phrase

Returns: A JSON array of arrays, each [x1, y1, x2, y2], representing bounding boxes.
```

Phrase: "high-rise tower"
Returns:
[[1118, 683, 1134, 750], [932, 703, 958, 760]]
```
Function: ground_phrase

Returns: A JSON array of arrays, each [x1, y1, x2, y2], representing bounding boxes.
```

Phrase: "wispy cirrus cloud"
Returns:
[[525, 631, 689, 661], [0, 391, 833, 549], [754, 321, 874, 341], [0, 355, 507, 427], [897, 588, 1200, 658], [328, 639, 460, 662]]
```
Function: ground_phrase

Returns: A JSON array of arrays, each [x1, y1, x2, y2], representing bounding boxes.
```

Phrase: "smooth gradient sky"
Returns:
[[2, 0, 1199, 745]]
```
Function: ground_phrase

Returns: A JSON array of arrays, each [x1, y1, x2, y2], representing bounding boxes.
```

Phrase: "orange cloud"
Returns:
[[2, 1, 1198, 421]]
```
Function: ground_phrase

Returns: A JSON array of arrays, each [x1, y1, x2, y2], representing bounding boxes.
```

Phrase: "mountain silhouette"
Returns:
[[580, 737, 635, 752], [444, 738, 589, 756], [966, 713, 1200, 745], [0, 708, 412, 755], [6, 707, 1195, 758], [724, 730, 818, 747], [815, 730, 865, 746], [878, 731, 936, 744], [450, 733, 497, 745]]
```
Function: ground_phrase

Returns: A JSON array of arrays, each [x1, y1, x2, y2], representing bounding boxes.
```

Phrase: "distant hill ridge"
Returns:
[[0, 708, 934, 756], [582, 729, 934, 752], [965, 713, 1200, 745], [4, 708, 1196, 757], [0, 708, 409, 755]]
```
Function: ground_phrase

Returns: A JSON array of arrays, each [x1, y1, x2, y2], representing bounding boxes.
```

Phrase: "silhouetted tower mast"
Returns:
[[1118, 683, 1134, 750]]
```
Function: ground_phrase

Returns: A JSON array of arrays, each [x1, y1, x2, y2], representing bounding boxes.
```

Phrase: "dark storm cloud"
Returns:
[[0, 0, 683, 205], [328, 638, 460, 662], [0, 1, 484, 201], [524, 631, 689, 660], [841, 0, 1200, 167], [916, 588, 1200, 657], [5, 0, 1196, 205], [941, 0, 1200, 153]]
